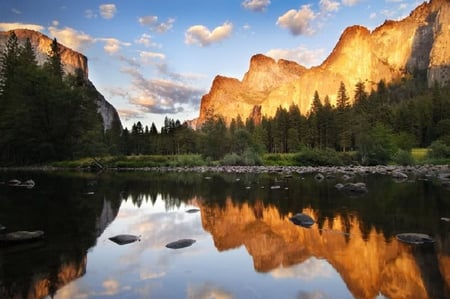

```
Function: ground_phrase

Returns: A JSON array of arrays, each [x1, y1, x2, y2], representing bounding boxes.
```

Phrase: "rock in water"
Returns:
[[396, 233, 435, 245], [290, 213, 315, 228], [165, 239, 196, 249], [109, 234, 140, 245], [0, 230, 44, 245], [186, 208, 200, 213]]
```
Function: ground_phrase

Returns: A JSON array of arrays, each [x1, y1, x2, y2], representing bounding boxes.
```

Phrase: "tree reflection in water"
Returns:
[[0, 170, 448, 299]]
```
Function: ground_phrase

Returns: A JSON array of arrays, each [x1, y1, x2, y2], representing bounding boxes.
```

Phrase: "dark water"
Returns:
[[0, 170, 449, 299]]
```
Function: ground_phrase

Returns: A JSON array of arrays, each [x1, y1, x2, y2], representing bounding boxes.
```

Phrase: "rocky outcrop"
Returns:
[[0, 29, 122, 131], [195, 0, 450, 127]]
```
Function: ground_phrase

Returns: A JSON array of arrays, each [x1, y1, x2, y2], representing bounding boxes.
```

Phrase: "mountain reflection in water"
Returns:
[[0, 171, 448, 299]]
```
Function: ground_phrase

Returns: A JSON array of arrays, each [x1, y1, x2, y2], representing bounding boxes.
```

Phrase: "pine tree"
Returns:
[[0, 31, 19, 97], [336, 82, 351, 151], [45, 38, 64, 81], [337, 81, 350, 111]]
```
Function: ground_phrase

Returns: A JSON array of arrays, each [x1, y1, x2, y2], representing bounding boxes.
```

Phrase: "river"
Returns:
[[0, 169, 449, 299]]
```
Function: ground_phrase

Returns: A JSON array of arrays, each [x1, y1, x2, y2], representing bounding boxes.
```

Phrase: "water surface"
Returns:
[[0, 170, 449, 299]]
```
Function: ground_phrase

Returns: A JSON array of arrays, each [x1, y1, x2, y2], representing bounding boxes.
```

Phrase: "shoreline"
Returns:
[[1, 164, 449, 176]]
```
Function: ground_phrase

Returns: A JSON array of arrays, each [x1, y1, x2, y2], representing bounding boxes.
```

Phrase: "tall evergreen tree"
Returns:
[[45, 38, 64, 81]]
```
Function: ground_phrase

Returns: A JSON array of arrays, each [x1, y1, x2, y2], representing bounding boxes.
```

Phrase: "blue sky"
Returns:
[[0, 0, 423, 129]]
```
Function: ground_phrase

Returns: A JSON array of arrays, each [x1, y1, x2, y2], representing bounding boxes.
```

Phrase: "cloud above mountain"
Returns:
[[277, 5, 316, 36], [241, 0, 271, 12], [99, 4, 117, 19], [138, 15, 175, 33], [185, 22, 233, 47]]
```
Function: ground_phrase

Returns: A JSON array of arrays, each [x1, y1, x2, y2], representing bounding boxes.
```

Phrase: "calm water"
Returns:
[[0, 170, 449, 299]]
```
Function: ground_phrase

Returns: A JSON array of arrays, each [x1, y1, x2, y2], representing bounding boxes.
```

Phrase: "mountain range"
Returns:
[[193, 0, 450, 128]]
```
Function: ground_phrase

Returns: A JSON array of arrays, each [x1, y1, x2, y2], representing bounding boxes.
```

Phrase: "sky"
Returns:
[[0, 0, 424, 130]]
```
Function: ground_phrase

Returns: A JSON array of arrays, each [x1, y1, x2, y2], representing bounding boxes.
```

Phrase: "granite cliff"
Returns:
[[0, 29, 122, 131], [195, 0, 450, 127]]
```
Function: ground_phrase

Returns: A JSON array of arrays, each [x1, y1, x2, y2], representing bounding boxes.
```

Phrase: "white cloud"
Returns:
[[139, 50, 165, 62], [85, 9, 97, 19], [320, 0, 340, 12], [185, 22, 233, 47], [241, 0, 271, 12], [266, 46, 325, 67], [277, 5, 316, 36], [187, 283, 234, 299], [99, 38, 131, 54], [270, 257, 332, 280], [11, 8, 22, 14], [99, 4, 117, 19], [48, 25, 95, 51], [0, 22, 44, 32], [121, 67, 205, 114], [138, 15, 175, 33], [135, 33, 160, 48], [370, 12, 377, 19], [117, 108, 145, 121], [342, 0, 360, 6]]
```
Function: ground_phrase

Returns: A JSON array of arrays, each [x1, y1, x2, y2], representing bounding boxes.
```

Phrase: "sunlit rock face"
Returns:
[[0, 29, 122, 131], [197, 55, 306, 126], [0, 29, 88, 79], [198, 199, 450, 299], [195, 0, 450, 127]]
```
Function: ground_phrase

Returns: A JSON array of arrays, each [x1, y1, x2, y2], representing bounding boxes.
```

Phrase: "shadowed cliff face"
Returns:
[[0, 29, 122, 131], [195, 0, 450, 127], [199, 199, 450, 299]]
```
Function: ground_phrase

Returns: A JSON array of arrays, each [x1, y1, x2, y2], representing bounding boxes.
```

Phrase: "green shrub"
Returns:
[[221, 153, 242, 165], [393, 149, 415, 165], [262, 153, 297, 166], [242, 149, 263, 166], [427, 140, 450, 159], [294, 148, 343, 166], [221, 150, 262, 166]]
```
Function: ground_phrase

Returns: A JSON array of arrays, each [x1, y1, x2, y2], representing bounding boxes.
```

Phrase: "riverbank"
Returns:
[[4, 164, 448, 179]]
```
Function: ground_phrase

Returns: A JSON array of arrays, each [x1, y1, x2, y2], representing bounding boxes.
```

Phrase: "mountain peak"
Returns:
[[0, 29, 88, 79]]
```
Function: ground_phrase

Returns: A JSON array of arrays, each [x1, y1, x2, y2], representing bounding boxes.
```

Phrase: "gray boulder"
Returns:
[[290, 213, 315, 228], [109, 234, 141, 245], [165, 239, 196, 249]]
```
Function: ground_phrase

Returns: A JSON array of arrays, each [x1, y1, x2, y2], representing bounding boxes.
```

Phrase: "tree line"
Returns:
[[2, 31, 450, 166]]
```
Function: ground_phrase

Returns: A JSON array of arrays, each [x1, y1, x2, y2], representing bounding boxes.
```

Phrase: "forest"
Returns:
[[1, 31, 450, 166]]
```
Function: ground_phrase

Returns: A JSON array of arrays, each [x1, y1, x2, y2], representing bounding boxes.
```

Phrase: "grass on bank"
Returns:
[[48, 147, 450, 169]]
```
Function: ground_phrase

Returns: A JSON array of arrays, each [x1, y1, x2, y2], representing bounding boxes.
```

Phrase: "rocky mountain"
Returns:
[[0, 29, 122, 131], [194, 0, 450, 127]]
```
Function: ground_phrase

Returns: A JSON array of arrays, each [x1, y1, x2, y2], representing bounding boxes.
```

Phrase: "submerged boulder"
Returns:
[[336, 182, 368, 196], [165, 239, 196, 249], [396, 233, 435, 245], [290, 213, 315, 228], [109, 234, 141, 245], [0, 230, 44, 245]]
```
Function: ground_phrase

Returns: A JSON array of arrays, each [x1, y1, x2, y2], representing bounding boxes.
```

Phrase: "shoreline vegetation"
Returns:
[[1, 148, 448, 173]]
